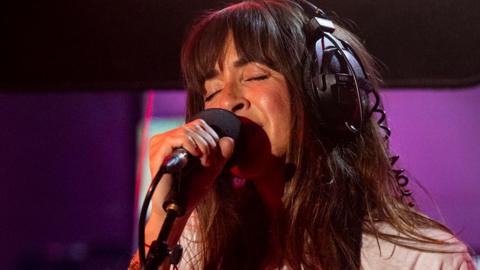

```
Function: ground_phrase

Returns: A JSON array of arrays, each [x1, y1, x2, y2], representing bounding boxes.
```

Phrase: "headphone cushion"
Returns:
[[309, 38, 369, 135]]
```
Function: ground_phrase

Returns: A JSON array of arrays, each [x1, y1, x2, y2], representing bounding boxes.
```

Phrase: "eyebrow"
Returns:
[[204, 57, 251, 80], [233, 57, 250, 68]]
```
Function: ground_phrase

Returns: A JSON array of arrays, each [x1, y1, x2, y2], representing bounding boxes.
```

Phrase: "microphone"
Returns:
[[161, 108, 242, 174]]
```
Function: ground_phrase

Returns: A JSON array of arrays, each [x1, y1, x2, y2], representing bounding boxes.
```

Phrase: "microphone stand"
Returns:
[[139, 160, 189, 270], [143, 172, 185, 270]]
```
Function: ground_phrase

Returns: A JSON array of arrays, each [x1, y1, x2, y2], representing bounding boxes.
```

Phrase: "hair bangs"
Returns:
[[181, 12, 230, 97], [228, 2, 280, 70], [182, 1, 289, 97]]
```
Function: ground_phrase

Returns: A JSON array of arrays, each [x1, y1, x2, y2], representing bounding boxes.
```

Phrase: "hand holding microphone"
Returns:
[[148, 108, 240, 217]]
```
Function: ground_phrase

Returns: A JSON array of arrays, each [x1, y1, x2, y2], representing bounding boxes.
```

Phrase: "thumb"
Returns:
[[218, 137, 235, 162], [199, 136, 234, 181]]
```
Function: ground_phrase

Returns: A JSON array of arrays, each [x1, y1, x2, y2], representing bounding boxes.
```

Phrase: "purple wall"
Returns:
[[382, 86, 480, 250], [0, 92, 140, 269]]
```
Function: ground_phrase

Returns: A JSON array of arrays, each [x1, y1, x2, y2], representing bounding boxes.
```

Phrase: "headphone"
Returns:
[[297, 0, 414, 206], [297, 0, 373, 138]]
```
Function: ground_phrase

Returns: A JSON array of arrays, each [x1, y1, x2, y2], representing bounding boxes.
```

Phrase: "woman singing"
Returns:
[[130, 0, 475, 269]]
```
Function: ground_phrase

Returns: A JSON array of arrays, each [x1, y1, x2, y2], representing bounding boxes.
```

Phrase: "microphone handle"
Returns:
[[162, 148, 190, 173]]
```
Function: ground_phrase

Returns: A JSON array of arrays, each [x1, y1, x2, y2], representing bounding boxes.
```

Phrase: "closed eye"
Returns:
[[205, 89, 221, 102], [246, 75, 268, 81]]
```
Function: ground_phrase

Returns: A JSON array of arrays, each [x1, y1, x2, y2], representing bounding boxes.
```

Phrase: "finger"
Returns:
[[204, 136, 234, 172], [179, 130, 202, 157], [192, 123, 219, 166], [197, 119, 220, 141], [216, 137, 235, 165], [162, 131, 201, 158], [148, 133, 200, 177], [193, 123, 217, 149], [185, 127, 212, 166]]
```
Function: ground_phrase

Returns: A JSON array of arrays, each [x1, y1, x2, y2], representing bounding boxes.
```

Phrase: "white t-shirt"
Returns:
[[360, 224, 475, 270], [176, 212, 476, 270]]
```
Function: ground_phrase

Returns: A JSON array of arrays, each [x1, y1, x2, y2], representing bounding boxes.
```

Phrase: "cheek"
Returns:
[[258, 90, 291, 156]]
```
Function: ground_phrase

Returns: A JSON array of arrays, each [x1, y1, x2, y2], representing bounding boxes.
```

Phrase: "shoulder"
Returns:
[[361, 224, 476, 270]]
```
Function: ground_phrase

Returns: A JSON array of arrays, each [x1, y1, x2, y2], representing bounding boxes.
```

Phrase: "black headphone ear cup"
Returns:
[[302, 43, 329, 129], [308, 41, 361, 134], [326, 49, 360, 130], [340, 46, 373, 122], [304, 32, 372, 138]]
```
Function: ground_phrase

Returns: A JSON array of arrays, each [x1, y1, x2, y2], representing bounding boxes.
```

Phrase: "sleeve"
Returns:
[[457, 256, 477, 270], [361, 225, 477, 270], [416, 248, 476, 270]]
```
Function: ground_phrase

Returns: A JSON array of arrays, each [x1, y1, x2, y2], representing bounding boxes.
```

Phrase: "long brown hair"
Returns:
[[180, 1, 453, 269]]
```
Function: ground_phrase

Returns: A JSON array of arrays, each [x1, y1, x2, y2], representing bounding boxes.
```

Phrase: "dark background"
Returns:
[[1, 0, 479, 90]]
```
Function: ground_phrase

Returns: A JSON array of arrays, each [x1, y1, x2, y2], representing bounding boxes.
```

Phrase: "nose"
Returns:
[[217, 83, 250, 113]]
